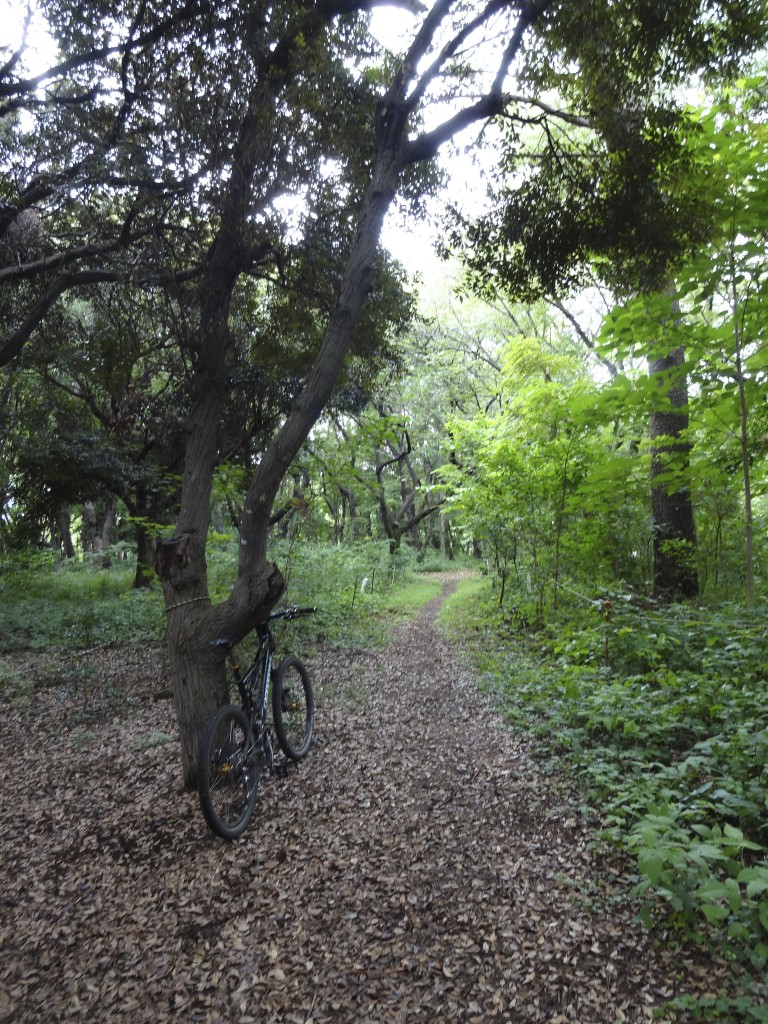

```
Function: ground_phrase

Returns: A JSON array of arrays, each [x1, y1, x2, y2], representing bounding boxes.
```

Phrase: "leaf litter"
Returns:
[[0, 574, 743, 1022]]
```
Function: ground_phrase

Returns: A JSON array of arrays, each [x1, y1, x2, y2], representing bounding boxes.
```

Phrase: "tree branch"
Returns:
[[505, 94, 591, 128], [0, 0, 210, 108], [406, 0, 556, 165]]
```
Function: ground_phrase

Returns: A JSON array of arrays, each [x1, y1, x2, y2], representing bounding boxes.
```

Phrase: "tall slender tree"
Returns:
[[441, 3, 765, 600]]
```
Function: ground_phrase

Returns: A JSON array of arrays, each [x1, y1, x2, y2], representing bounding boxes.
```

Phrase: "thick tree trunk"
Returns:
[[155, 531, 286, 787], [164, 604, 230, 787], [648, 344, 698, 601]]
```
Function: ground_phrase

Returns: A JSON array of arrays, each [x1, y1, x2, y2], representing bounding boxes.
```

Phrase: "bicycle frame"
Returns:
[[231, 621, 275, 721], [214, 606, 316, 771]]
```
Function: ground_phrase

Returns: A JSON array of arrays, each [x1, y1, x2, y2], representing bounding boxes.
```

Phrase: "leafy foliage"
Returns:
[[449, 1, 768, 302], [440, 579, 768, 979]]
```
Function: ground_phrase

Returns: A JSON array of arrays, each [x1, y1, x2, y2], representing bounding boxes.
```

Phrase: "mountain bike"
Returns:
[[198, 605, 316, 840]]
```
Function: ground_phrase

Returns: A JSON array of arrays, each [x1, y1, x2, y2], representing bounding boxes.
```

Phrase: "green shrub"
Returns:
[[0, 538, 450, 655], [441, 578, 768, 983]]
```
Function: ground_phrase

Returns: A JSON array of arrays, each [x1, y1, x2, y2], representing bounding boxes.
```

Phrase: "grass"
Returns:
[[437, 574, 486, 633], [0, 553, 164, 654]]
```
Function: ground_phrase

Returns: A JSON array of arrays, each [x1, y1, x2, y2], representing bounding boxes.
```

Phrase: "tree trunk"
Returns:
[[155, 531, 286, 787], [82, 501, 99, 553], [164, 605, 230, 785], [439, 511, 453, 560], [648, 344, 698, 601], [134, 522, 155, 589], [735, 341, 755, 607], [58, 506, 76, 559], [340, 484, 357, 540], [101, 502, 116, 550]]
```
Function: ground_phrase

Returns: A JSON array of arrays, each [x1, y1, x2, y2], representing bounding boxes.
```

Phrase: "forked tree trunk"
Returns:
[[155, 531, 286, 787], [153, 5, 550, 789], [159, 139, 401, 782]]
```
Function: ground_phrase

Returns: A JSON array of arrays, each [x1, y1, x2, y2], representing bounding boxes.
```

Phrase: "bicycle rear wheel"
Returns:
[[198, 705, 259, 840], [272, 655, 314, 760]]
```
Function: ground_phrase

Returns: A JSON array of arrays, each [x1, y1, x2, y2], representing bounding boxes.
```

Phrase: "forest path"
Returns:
[[1, 573, 716, 1023]]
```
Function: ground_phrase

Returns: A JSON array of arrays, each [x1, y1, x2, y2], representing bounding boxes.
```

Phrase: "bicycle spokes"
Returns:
[[199, 706, 260, 839]]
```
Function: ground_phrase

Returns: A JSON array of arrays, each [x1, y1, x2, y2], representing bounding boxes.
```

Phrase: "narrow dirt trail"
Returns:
[[1, 574, 706, 1022]]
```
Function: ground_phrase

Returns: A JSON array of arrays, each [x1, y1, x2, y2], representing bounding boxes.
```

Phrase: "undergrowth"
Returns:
[[0, 540, 446, 661], [0, 550, 164, 653], [262, 539, 443, 648], [439, 578, 768, 1022]]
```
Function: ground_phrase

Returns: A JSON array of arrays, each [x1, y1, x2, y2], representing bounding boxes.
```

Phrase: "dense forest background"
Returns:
[[2, 1, 767, 1018]]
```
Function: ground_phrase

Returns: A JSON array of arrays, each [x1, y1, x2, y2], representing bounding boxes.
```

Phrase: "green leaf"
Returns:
[[638, 850, 666, 884], [701, 903, 730, 922]]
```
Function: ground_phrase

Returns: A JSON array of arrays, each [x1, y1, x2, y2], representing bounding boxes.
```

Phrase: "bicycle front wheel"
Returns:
[[198, 705, 259, 840], [272, 655, 314, 760]]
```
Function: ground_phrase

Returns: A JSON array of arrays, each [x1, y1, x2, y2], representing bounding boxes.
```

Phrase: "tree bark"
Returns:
[[735, 341, 755, 608], [648, 344, 698, 601], [134, 523, 155, 589], [57, 506, 76, 559], [101, 502, 116, 550], [82, 501, 99, 553], [439, 511, 453, 560]]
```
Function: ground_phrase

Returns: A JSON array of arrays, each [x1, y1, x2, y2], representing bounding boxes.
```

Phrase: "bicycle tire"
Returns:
[[272, 655, 314, 760], [198, 704, 259, 840]]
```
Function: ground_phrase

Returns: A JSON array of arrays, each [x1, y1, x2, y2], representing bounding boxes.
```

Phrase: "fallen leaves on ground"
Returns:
[[0, 575, 743, 1022]]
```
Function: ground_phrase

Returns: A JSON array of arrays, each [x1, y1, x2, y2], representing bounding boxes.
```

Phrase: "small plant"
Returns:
[[0, 662, 33, 700], [132, 731, 175, 752]]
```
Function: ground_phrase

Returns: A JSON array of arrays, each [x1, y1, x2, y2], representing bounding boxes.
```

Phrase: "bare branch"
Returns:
[[505, 94, 591, 128], [406, 0, 556, 165], [550, 298, 620, 378]]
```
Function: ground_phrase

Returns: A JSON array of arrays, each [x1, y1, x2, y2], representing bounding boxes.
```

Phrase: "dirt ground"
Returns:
[[0, 574, 744, 1022]]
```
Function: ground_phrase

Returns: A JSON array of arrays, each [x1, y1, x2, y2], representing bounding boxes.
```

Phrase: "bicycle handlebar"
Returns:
[[211, 606, 316, 649], [268, 605, 316, 621]]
